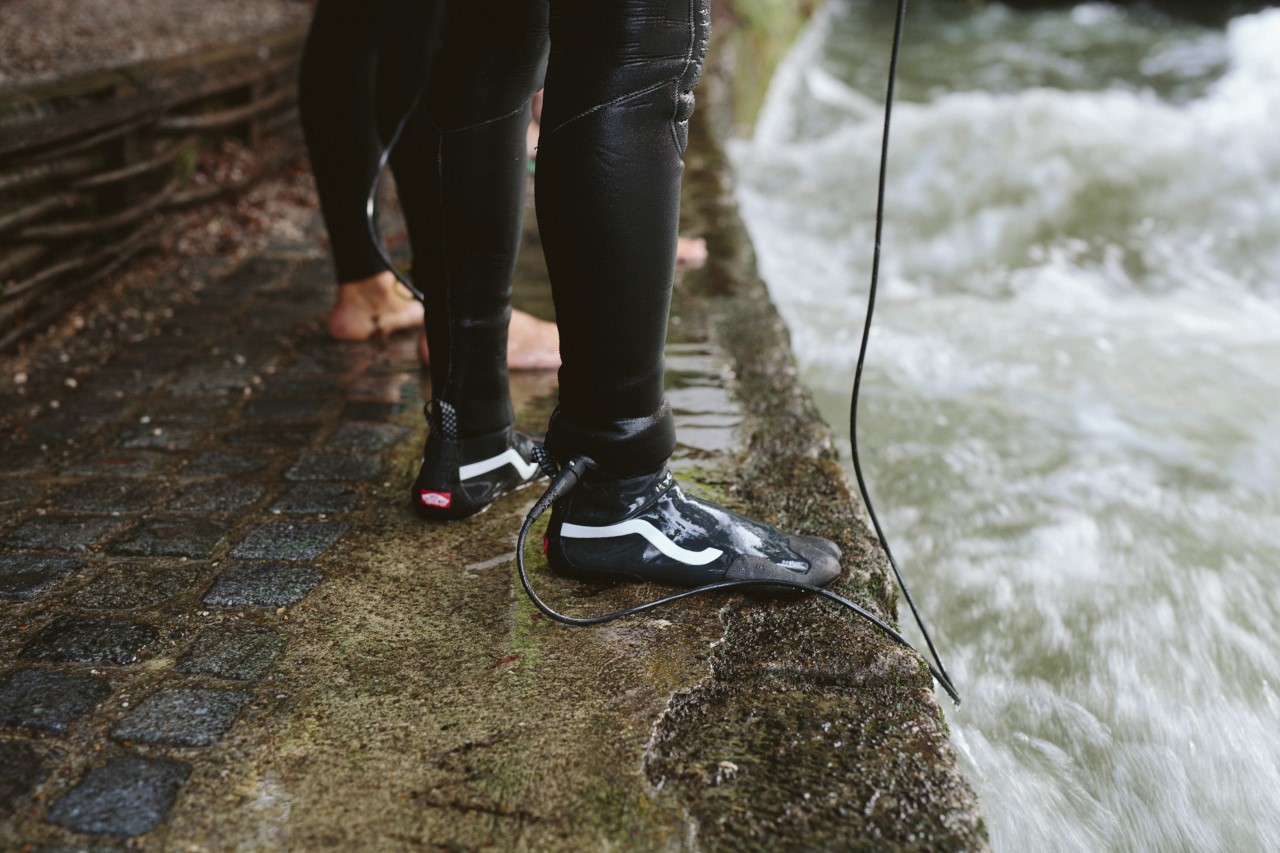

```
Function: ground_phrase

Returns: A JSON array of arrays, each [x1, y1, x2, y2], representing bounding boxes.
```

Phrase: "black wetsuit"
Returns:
[[427, 0, 708, 475], [302, 0, 709, 477], [297, 0, 443, 284]]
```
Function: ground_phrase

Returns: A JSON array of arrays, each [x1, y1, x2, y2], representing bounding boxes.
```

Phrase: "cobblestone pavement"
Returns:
[[0, 210, 444, 845]]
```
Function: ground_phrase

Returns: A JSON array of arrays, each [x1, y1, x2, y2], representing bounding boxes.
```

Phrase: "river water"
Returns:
[[731, 2, 1280, 850]]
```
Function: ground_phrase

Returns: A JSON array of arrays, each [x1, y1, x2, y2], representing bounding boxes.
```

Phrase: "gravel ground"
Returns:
[[0, 0, 312, 92]]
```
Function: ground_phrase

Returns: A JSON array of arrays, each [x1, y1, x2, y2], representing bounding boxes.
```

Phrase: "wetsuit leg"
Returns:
[[537, 0, 711, 476], [408, 1, 550, 438], [297, 0, 441, 284]]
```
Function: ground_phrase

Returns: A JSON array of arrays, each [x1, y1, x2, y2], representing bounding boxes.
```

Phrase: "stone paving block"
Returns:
[[167, 370, 257, 397], [61, 453, 163, 479], [230, 520, 348, 561], [117, 425, 201, 451], [0, 740, 46, 815], [1, 514, 124, 552], [343, 375, 410, 402], [56, 480, 160, 514], [0, 478, 42, 510], [341, 400, 404, 421], [111, 688, 251, 748], [242, 397, 328, 421], [223, 423, 321, 448], [203, 561, 323, 607], [166, 481, 265, 513], [270, 483, 359, 515], [69, 561, 209, 610], [260, 376, 336, 397], [178, 626, 286, 681], [0, 450, 42, 474], [0, 554, 85, 599], [20, 620, 158, 665], [108, 517, 232, 559], [329, 422, 409, 451], [45, 754, 191, 838], [59, 398, 131, 425], [284, 452, 382, 482], [181, 450, 271, 478], [0, 669, 112, 731], [90, 366, 170, 397]]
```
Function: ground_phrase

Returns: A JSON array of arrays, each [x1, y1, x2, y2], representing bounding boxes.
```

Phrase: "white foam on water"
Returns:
[[734, 5, 1280, 850]]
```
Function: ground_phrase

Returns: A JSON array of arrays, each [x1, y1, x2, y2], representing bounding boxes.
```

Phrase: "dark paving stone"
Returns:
[[0, 450, 42, 474], [329, 422, 409, 451], [167, 369, 257, 397], [61, 453, 162, 478], [107, 517, 232, 559], [0, 554, 85, 599], [340, 400, 404, 421], [270, 483, 359, 515], [0, 740, 46, 816], [58, 398, 131, 425], [1, 514, 124, 552], [111, 688, 250, 748], [0, 669, 112, 731], [45, 754, 191, 838], [181, 450, 271, 478], [284, 451, 382, 482], [178, 626, 286, 681], [166, 481, 265, 512], [90, 366, 170, 397], [0, 478, 42, 510], [55, 480, 160, 514], [117, 425, 200, 451], [203, 562, 323, 607], [230, 520, 349, 561], [224, 255, 292, 290], [343, 375, 411, 402], [260, 376, 336, 397], [223, 423, 321, 448], [69, 562, 208, 610], [244, 305, 305, 334], [20, 620, 158, 665], [242, 397, 328, 421]]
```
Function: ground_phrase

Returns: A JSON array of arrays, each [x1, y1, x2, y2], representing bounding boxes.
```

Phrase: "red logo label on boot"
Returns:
[[420, 491, 452, 509]]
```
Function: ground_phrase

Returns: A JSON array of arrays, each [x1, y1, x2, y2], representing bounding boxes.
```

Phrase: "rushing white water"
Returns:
[[732, 3, 1280, 850]]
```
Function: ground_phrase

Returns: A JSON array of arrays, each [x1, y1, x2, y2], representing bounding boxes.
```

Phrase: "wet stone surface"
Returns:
[[45, 754, 192, 838], [55, 480, 164, 514], [202, 561, 323, 607], [1, 514, 125, 552], [270, 483, 359, 515], [177, 625, 286, 681], [0, 479, 42, 510], [166, 481, 266, 513], [242, 397, 328, 422], [61, 452, 163, 479], [107, 517, 232, 559], [181, 450, 272, 479], [69, 562, 209, 610], [0, 669, 113, 732], [230, 520, 349, 560], [0, 554, 85, 599], [328, 422, 408, 451], [20, 620, 158, 665], [117, 425, 201, 451], [0, 740, 47, 815], [284, 451, 382, 482], [111, 688, 251, 747], [340, 400, 403, 421], [223, 423, 321, 447]]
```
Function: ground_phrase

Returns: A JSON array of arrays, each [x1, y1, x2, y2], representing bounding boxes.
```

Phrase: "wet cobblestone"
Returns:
[[0, 669, 113, 732], [230, 520, 348, 560], [284, 451, 383, 482], [20, 620, 158, 665], [0, 740, 47, 815], [111, 688, 251, 747], [2, 514, 126, 552], [165, 481, 266, 512], [45, 754, 191, 837], [180, 449, 272, 478], [55, 480, 164, 514], [202, 561, 324, 607], [178, 626, 286, 681], [0, 555, 85, 599], [69, 562, 209, 610], [107, 517, 233, 559], [328, 422, 409, 451], [270, 483, 358, 514]]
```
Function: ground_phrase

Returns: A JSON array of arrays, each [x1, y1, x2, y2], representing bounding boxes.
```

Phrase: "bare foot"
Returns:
[[327, 271, 424, 340], [676, 236, 708, 269], [418, 309, 560, 370]]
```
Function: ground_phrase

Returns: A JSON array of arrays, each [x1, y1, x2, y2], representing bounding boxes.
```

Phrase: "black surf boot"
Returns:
[[544, 466, 842, 588], [411, 400, 545, 521]]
